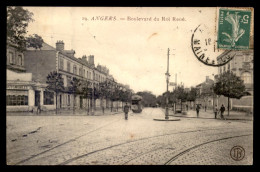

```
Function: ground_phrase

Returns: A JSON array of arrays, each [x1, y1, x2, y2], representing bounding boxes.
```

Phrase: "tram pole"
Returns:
[[165, 48, 170, 120]]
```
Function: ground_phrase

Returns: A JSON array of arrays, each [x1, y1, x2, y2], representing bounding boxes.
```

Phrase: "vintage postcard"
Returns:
[[6, 7, 253, 165]]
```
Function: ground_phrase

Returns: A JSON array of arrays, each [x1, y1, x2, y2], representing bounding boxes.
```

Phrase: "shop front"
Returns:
[[6, 81, 55, 112]]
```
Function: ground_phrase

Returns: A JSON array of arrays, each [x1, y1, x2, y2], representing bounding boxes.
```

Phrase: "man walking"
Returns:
[[220, 104, 225, 119], [196, 104, 200, 118], [123, 103, 130, 120]]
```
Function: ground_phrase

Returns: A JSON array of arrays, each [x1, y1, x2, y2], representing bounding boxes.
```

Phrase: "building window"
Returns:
[[6, 95, 28, 106], [67, 61, 71, 72], [67, 76, 72, 86], [79, 68, 82, 76], [241, 72, 251, 84], [9, 52, 15, 65], [59, 58, 64, 70], [87, 71, 89, 79], [18, 55, 23, 66], [44, 91, 54, 105], [68, 95, 70, 106], [6, 90, 29, 106], [83, 69, 85, 78], [73, 65, 77, 74]]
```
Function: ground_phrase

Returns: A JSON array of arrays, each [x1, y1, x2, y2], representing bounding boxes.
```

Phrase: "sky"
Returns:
[[24, 7, 219, 96]]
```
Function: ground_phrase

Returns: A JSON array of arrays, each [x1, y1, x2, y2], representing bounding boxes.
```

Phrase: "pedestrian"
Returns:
[[186, 104, 188, 111], [220, 104, 225, 119], [196, 104, 200, 118], [123, 102, 130, 120], [205, 105, 207, 112], [214, 105, 218, 119], [37, 100, 41, 114]]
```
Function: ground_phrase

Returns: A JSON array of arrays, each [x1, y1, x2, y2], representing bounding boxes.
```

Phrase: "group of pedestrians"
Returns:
[[196, 104, 226, 119]]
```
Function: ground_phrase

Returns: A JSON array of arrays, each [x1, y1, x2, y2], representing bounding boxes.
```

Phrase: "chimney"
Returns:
[[206, 76, 209, 82], [82, 55, 87, 62], [67, 50, 75, 57], [88, 55, 95, 66], [97, 64, 101, 70], [56, 40, 64, 51]]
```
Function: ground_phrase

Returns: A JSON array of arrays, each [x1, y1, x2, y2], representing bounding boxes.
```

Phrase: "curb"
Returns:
[[153, 118, 181, 121], [169, 115, 252, 121]]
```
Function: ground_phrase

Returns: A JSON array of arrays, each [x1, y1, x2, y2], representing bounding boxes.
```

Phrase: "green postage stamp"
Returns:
[[217, 8, 252, 50]]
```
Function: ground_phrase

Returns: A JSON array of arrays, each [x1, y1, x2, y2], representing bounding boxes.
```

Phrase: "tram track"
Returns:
[[14, 108, 252, 165], [15, 116, 122, 165], [59, 127, 251, 165], [122, 132, 252, 165], [164, 133, 252, 165]]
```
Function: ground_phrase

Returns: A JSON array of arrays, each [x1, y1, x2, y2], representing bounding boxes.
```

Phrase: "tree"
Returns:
[[136, 91, 157, 107], [81, 80, 91, 114], [104, 82, 115, 112], [7, 7, 44, 51], [120, 90, 132, 103], [173, 86, 188, 111], [156, 95, 164, 107], [187, 87, 198, 109], [99, 81, 111, 114], [111, 86, 120, 112], [46, 71, 64, 114], [68, 77, 82, 113], [213, 71, 246, 116], [26, 34, 44, 50]]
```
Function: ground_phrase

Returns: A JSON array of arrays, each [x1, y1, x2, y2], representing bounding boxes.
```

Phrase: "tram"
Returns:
[[131, 95, 143, 113]]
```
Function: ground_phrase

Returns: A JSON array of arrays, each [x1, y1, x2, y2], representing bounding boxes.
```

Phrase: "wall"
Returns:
[[7, 69, 32, 81], [24, 50, 57, 83], [217, 95, 253, 112]]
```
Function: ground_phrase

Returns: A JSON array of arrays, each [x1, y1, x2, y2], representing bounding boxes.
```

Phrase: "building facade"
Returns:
[[195, 76, 215, 109], [7, 40, 132, 112], [6, 44, 48, 112], [6, 40, 129, 112], [216, 49, 253, 112]]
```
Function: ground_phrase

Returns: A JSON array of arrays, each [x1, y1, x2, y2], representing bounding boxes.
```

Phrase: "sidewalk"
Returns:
[[6, 108, 123, 116], [166, 108, 253, 121]]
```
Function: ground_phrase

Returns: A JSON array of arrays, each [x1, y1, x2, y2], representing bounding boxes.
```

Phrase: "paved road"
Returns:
[[6, 108, 253, 165]]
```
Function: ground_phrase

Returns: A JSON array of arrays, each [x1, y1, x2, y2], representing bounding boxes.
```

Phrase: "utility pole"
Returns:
[[175, 73, 177, 90], [165, 48, 170, 120]]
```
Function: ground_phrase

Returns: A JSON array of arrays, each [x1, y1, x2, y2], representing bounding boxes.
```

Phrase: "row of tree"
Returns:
[[156, 71, 247, 116], [46, 71, 133, 114], [156, 86, 197, 108]]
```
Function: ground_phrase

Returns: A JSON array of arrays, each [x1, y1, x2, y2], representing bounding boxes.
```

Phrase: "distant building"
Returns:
[[216, 48, 253, 112], [195, 76, 215, 109]]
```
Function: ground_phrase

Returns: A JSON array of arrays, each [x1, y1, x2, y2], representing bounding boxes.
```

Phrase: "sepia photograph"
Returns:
[[6, 6, 254, 165]]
